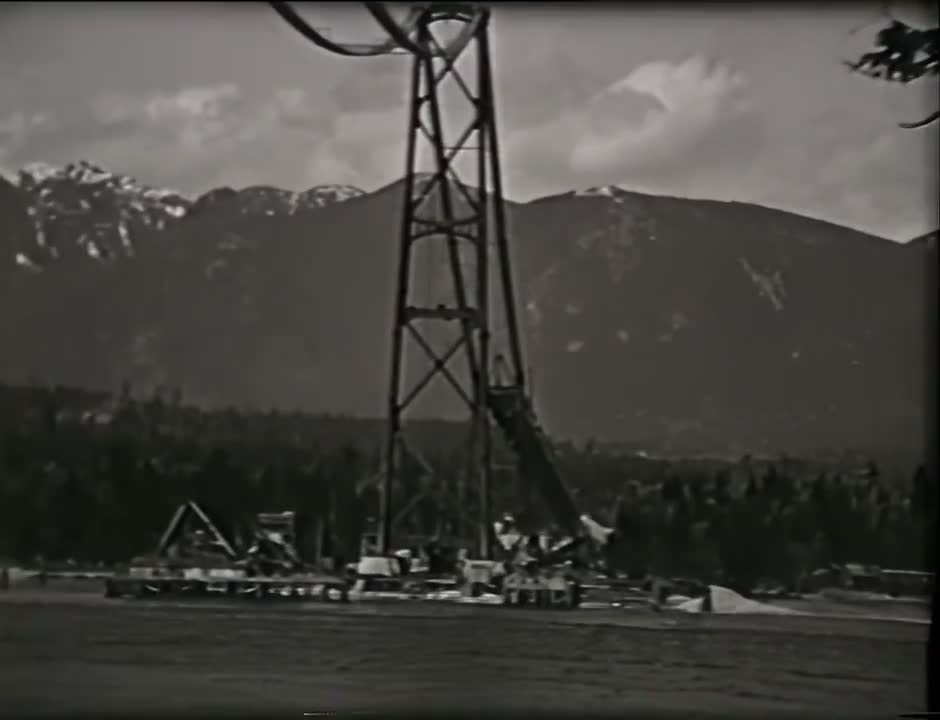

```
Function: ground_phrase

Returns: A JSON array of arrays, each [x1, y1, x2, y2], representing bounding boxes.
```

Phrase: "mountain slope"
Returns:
[[511, 187, 924, 451], [0, 165, 926, 455]]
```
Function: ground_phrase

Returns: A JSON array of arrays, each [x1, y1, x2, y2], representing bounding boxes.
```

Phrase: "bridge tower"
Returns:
[[271, 3, 526, 559]]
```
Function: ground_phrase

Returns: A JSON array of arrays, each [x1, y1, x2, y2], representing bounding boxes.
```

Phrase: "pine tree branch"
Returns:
[[899, 109, 940, 129]]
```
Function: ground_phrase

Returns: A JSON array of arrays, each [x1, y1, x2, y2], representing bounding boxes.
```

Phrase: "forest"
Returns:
[[0, 383, 933, 591]]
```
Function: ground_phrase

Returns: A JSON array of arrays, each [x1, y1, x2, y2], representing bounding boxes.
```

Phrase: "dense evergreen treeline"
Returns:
[[0, 384, 932, 589]]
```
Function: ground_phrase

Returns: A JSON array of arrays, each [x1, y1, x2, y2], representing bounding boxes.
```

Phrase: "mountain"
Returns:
[[0, 161, 364, 270], [1, 161, 188, 270], [0, 164, 926, 456], [511, 186, 924, 453], [906, 229, 938, 250]]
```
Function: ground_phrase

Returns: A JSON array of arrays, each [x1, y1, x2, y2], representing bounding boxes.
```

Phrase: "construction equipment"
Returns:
[[145, 499, 240, 569], [105, 501, 348, 601], [270, 3, 617, 608], [245, 511, 303, 576]]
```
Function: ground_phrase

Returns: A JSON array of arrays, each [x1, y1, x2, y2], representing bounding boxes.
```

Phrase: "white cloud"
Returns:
[[60, 84, 346, 191], [499, 50, 933, 241], [571, 56, 750, 176], [501, 55, 758, 198], [610, 56, 744, 112], [1, 77, 414, 195], [145, 84, 240, 123], [0, 111, 54, 137], [1, 49, 932, 243], [0, 110, 55, 165], [324, 107, 405, 183], [92, 84, 244, 145]]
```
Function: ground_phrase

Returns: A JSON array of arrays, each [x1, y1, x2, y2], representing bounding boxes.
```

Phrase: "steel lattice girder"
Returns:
[[270, 3, 526, 558]]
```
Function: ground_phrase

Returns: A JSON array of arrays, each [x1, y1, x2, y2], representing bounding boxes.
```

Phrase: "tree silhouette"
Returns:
[[846, 10, 940, 128], [0, 383, 930, 581]]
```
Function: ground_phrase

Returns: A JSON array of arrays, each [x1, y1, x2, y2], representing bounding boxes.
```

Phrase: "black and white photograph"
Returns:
[[0, 1, 937, 717]]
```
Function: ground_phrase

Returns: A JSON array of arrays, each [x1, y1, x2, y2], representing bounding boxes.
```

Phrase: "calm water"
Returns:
[[0, 588, 929, 717]]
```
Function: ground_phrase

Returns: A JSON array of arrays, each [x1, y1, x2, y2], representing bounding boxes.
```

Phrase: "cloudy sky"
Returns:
[[0, 2, 936, 240]]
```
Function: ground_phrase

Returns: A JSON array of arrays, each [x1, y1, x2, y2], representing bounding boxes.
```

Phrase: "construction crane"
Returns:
[[270, 3, 617, 583]]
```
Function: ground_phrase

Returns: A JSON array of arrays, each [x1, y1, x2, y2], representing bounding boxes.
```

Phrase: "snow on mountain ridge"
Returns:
[[303, 184, 364, 203], [575, 185, 629, 198], [19, 162, 60, 185], [15, 160, 183, 201], [12, 162, 367, 210], [201, 184, 367, 217], [15, 161, 190, 221], [6, 161, 194, 267], [4, 162, 371, 272]]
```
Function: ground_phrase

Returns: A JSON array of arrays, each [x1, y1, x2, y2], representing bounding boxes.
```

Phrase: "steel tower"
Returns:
[[271, 3, 525, 559]]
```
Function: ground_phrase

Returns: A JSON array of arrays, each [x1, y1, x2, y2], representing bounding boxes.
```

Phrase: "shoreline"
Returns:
[[2, 575, 929, 627]]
